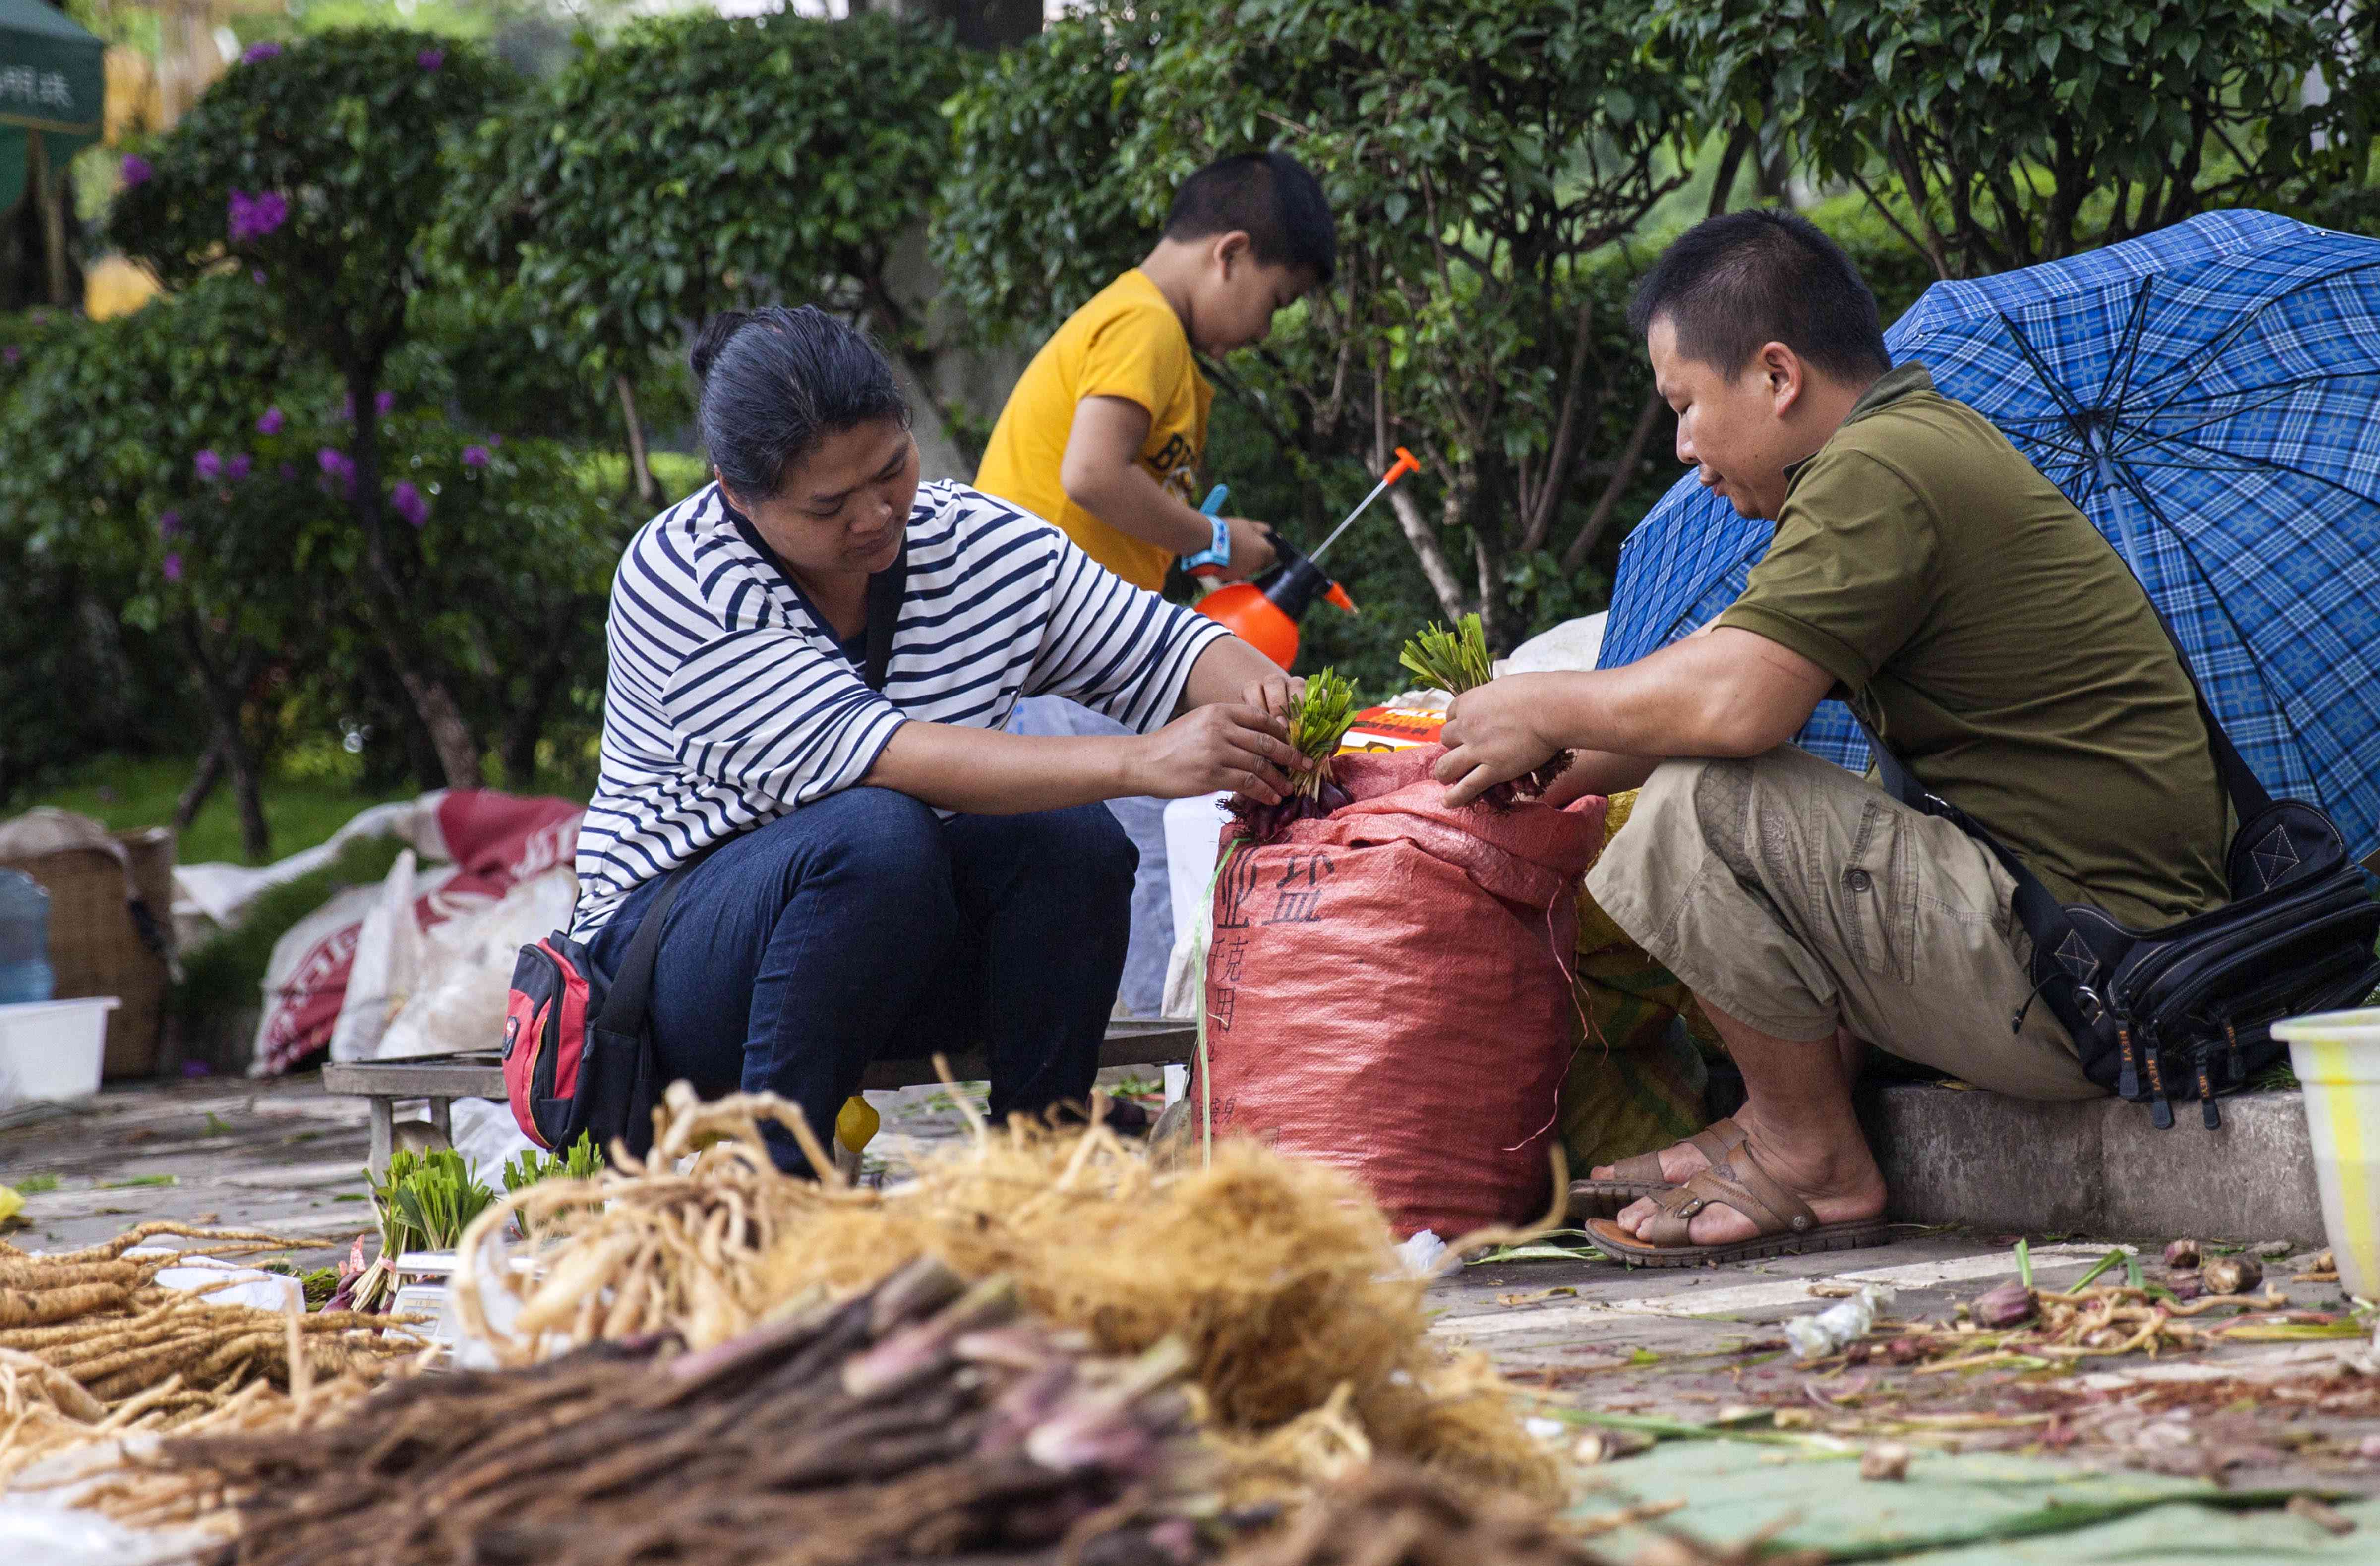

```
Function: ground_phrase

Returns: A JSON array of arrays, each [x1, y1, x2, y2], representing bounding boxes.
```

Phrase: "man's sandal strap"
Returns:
[[1638, 1148, 1818, 1249], [1592, 1117, 1748, 1191]]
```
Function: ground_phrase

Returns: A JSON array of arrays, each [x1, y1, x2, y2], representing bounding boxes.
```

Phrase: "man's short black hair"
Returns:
[[1628, 209, 1892, 385], [1164, 152, 1337, 286]]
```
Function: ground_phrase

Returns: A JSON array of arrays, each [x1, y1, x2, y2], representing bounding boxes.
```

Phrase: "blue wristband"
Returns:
[[1181, 485, 1232, 570], [1182, 513, 1232, 571]]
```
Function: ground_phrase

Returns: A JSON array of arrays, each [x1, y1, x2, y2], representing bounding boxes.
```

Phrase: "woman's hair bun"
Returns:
[[690, 305, 910, 504], [689, 310, 756, 382]]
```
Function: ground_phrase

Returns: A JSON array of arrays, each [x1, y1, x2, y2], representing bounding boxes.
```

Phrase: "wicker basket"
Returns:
[[0, 823, 175, 1079]]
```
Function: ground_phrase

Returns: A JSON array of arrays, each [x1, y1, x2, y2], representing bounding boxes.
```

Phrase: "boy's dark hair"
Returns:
[[1627, 209, 1892, 385], [688, 305, 911, 502], [1164, 151, 1337, 285]]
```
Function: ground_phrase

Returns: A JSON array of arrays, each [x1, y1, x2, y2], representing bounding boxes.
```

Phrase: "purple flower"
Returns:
[[417, 48, 444, 72], [163, 553, 183, 583], [375, 391, 395, 417], [256, 406, 284, 435], [241, 41, 282, 65], [279, 463, 297, 481], [488, 434, 503, 447], [390, 481, 429, 527], [2, 346, 18, 366], [194, 449, 224, 481], [226, 453, 252, 482], [317, 447, 356, 486], [462, 444, 490, 469], [251, 268, 267, 285], [227, 189, 288, 244], [157, 510, 182, 539], [121, 154, 152, 188]]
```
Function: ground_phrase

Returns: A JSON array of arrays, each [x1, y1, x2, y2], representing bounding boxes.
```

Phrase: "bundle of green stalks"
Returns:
[[1397, 615, 1573, 807], [1228, 668, 1361, 843]]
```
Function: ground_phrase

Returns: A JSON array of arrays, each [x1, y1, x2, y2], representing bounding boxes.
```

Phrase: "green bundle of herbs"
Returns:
[[1230, 667, 1361, 842], [500, 1132, 605, 1195], [338, 1148, 495, 1313], [1398, 613, 1573, 806]]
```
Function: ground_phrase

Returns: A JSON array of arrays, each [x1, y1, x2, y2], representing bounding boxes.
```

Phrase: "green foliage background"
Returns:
[[6, 0, 2377, 844]]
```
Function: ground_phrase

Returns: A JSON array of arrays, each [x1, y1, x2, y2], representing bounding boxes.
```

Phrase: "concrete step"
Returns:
[[1860, 1082, 2324, 1244]]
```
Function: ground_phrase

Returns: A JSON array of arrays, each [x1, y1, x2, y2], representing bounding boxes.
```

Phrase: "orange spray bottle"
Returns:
[[1194, 447, 1420, 670]]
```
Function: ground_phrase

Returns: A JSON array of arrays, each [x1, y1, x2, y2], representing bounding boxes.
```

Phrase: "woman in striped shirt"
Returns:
[[575, 306, 1296, 1169]]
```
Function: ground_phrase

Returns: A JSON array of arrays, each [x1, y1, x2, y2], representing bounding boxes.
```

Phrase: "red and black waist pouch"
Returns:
[[502, 855, 707, 1160]]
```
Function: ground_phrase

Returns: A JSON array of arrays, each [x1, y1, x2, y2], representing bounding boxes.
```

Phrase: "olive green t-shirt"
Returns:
[[1716, 363, 2228, 929]]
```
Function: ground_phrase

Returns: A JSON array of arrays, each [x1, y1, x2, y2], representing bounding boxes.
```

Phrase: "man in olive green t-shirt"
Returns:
[[1435, 211, 2228, 1265]]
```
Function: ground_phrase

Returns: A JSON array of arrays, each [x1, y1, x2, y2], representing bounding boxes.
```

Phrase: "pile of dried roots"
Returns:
[[145, 1256, 1221, 1566], [0, 1224, 418, 1484], [456, 1086, 1558, 1502]]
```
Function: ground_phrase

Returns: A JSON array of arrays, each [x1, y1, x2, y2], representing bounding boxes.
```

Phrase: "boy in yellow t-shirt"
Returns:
[[975, 152, 1337, 590]]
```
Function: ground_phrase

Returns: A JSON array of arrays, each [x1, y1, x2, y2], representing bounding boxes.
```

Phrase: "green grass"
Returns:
[[25, 753, 418, 867], [10, 1173, 59, 1195]]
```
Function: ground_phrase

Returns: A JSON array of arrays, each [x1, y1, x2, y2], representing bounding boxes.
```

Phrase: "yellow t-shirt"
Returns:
[[973, 269, 1214, 591]]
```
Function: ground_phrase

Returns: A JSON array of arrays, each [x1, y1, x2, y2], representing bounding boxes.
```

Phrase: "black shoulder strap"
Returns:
[[595, 845, 712, 1036], [1855, 714, 2076, 948], [862, 545, 906, 693]]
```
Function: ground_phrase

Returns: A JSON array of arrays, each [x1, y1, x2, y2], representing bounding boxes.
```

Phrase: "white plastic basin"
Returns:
[[0, 997, 119, 1108]]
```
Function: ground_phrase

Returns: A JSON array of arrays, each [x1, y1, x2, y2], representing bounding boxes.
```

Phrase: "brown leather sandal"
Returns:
[[1581, 1135, 1891, 1267], [1565, 1116, 1751, 1219]]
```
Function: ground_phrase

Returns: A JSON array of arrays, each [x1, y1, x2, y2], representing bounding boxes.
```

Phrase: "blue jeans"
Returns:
[[589, 788, 1135, 1171]]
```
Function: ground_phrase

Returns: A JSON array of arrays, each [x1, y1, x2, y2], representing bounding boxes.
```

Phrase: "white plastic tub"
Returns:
[[0, 997, 119, 1108], [2271, 1006, 2380, 1300]]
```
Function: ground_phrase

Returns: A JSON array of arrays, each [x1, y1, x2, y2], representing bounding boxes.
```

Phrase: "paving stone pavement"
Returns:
[[5, 1072, 2376, 1499]]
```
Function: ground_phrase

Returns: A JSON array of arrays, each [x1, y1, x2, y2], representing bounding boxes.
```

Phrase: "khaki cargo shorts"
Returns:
[[1585, 744, 2102, 1101]]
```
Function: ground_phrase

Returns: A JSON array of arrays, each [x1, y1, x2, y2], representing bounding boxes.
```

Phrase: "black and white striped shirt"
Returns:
[[571, 480, 1228, 932]]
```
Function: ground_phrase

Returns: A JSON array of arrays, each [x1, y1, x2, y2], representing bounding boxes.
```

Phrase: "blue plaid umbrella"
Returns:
[[1601, 209, 2380, 862]]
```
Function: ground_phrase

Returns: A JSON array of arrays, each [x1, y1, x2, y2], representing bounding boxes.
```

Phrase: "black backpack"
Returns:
[[1860, 688, 2380, 1129]]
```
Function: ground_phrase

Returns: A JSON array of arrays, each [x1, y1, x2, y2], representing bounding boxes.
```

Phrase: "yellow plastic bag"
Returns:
[[1558, 790, 1718, 1176]]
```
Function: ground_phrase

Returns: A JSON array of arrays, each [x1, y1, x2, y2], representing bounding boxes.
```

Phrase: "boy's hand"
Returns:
[[1435, 675, 1566, 807], [1216, 518, 1278, 581]]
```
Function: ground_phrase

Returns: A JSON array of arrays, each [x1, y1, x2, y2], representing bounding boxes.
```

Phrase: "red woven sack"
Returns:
[[1195, 747, 1606, 1237]]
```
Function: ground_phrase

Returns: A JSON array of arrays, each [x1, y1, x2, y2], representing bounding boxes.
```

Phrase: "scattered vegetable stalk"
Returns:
[[1397, 615, 1572, 806], [1229, 667, 1361, 843]]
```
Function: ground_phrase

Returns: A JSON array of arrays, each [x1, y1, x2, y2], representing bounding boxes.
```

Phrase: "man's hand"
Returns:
[[1132, 702, 1296, 802], [1434, 674, 1568, 807]]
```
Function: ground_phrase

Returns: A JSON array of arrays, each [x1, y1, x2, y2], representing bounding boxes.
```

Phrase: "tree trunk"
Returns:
[[179, 623, 272, 863], [617, 375, 658, 507], [28, 132, 70, 308], [893, 0, 1041, 50], [225, 729, 271, 865], [175, 730, 228, 832], [498, 603, 579, 788]]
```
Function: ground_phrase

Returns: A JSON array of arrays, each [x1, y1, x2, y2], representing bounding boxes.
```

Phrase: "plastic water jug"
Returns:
[[0, 869, 56, 1004]]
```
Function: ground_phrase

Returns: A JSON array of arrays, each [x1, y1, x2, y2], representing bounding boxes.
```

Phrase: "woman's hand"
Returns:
[[1132, 702, 1297, 802], [1241, 670, 1303, 723]]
